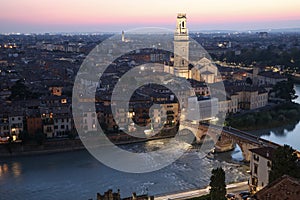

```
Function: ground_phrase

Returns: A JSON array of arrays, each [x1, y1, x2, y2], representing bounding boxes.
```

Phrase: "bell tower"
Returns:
[[174, 13, 189, 78]]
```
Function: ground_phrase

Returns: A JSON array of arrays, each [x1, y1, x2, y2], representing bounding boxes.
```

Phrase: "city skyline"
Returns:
[[1, 0, 300, 33]]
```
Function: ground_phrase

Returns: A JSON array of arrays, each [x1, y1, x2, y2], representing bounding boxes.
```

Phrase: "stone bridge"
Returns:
[[179, 121, 281, 162]]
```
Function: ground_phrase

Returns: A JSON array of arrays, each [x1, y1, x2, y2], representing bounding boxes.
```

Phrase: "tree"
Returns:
[[269, 144, 300, 183], [209, 167, 226, 200], [271, 80, 297, 101], [9, 79, 39, 100]]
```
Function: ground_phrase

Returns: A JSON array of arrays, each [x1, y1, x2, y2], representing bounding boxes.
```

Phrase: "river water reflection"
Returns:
[[229, 84, 300, 162], [0, 139, 248, 200], [250, 84, 300, 151]]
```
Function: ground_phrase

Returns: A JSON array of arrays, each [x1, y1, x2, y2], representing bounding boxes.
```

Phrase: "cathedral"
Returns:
[[164, 13, 219, 84]]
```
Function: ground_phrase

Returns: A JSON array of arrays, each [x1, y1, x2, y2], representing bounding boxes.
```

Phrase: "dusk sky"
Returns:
[[1, 0, 300, 33]]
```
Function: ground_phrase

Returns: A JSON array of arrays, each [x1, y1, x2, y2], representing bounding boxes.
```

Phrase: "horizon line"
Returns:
[[2, 27, 300, 35]]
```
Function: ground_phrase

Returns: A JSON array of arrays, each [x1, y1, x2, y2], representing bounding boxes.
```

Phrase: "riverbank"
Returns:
[[226, 102, 300, 131], [0, 135, 176, 157]]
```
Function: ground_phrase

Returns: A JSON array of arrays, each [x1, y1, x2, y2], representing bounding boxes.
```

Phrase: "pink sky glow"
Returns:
[[0, 0, 300, 33]]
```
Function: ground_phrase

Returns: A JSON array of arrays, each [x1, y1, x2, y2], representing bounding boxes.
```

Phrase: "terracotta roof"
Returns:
[[254, 175, 300, 200]]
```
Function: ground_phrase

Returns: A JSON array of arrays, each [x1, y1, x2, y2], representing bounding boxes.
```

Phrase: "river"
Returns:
[[249, 84, 300, 151], [227, 84, 300, 162], [0, 139, 248, 200]]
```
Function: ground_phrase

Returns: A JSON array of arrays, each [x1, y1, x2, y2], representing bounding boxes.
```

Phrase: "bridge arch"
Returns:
[[178, 123, 282, 162], [235, 140, 257, 162], [230, 143, 244, 161], [179, 123, 220, 144], [177, 128, 196, 144], [219, 129, 263, 162]]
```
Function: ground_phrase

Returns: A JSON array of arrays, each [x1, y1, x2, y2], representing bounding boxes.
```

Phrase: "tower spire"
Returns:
[[173, 13, 189, 78]]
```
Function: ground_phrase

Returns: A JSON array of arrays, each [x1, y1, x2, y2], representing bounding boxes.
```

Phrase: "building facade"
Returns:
[[249, 147, 275, 192]]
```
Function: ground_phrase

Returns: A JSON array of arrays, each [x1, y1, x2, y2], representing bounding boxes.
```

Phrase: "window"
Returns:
[[61, 125, 65, 129], [267, 161, 271, 168], [253, 154, 259, 162], [254, 164, 258, 174], [46, 127, 52, 132], [252, 177, 258, 187]]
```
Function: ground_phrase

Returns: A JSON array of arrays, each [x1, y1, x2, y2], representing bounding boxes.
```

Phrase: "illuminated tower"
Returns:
[[173, 13, 189, 78], [122, 30, 125, 42]]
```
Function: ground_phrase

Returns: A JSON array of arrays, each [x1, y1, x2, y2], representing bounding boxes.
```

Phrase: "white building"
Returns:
[[41, 110, 54, 138], [186, 96, 218, 121], [0, 115, 10, 137], [9, 113, 24, 139], [82, 111, 98, 133], [249, 147, 275, 193], [53, 107, 72, 137], [190, 57, 220, 83]]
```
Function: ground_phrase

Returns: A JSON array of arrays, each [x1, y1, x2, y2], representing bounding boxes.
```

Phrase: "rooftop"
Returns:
[[250, 146, 276, 160], [258, 70, 287, 79]]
